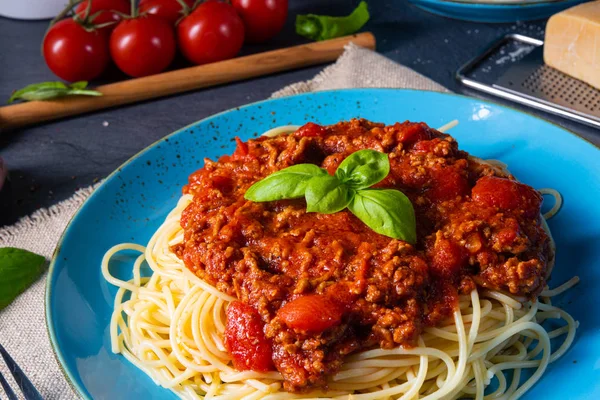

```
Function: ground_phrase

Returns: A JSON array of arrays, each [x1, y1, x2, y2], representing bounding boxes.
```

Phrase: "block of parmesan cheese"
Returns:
[[544, 1, 600, 90]]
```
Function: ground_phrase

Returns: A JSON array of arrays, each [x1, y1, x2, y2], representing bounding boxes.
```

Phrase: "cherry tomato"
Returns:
[[75, 0, 130, 31], [139, 0, 194, 24], [43, 19, 110, 82], [177, 1, 245, 65], [231, 0, 288, 43], [110, 15, 176, 77]]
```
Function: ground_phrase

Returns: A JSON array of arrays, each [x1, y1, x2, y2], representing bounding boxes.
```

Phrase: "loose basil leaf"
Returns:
[[62, 89, 103, 97], [336, 149, 390, 189], [8, 81, 102, 103], [69, 81, 89, 90], [305, 175, 354, 214], [8, 82, 67, 103], [0, 248, 46, 310], [244, 164, 327, 202], [13, 88, 102, 102], [349, 189, 416, 243], [15, 89, 72, 102], [296, 1, 370, 41]]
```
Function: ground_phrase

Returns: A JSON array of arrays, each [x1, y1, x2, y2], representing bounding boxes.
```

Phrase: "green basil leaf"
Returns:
[[349, 189, 416, 243], [69, 81, 88, 90], [296, 1, 370, 41], [244, 164, 327, 202], [8, 82, 68, 103], [16, 81, 69, 92], [8, 81, 102, 103], [305, 175, 354, 214], [16, 88, 72, 102], [0, 247, 46, 310], [66, 89, 103, 97], [335, 149, 390, 189]]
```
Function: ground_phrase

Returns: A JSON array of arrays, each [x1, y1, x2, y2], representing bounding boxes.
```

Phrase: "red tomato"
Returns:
[[277, 295, 344, 333], [233, 137, 249, 157], [430, 237, 466, 278], [177, 1, 245, 65], [294, 122, 326, 138], [110, 15, 176, 77], [397, 123, 433, 146], [472, 176, 542, 218], [224, 301, 273, 372], [139, 0, 194, 24], [428, 167, 469, 202], [75, 0, 129, 31], [231, 0, 288, 43], [43, 19, 110, 82]]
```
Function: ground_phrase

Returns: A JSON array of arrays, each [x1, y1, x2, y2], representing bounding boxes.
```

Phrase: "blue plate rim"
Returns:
[[44, 88, 599, 399]]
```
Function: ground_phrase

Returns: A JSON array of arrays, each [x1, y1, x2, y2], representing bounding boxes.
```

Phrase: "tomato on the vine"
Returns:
[[177, 1, 245, 65], [43, 18, 110, 82], [139, 0, 194, 25], [75, 0, 130, 31], [231, 0, 288, 43], [110, 15, 176, 77]]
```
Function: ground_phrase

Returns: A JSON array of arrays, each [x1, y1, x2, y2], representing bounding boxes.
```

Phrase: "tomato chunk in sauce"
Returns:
[[224, 301, 274, 372], [277, 295, 345, 333], [176, 119, 552, 392], [472, 176, 542, 218], [294, 122, 327, 138]]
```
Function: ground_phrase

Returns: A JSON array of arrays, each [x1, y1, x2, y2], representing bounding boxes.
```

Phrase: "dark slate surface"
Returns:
[[0, 0, 598, 227]]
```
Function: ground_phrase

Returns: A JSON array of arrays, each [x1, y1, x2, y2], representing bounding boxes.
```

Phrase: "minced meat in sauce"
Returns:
[[174, 119, 551, 392]]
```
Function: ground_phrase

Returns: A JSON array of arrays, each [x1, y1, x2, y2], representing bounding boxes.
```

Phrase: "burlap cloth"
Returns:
[[0, 43, 447, 399]]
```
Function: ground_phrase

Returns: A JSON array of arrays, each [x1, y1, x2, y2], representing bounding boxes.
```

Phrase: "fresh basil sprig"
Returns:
[[296, 1, 370, 42], [244, 149, 416, 243], [305, 174, 353, 214], [350, 189, 416, 244], [8, 81, 102, 103], [336, 148, 389, 189], [0, 248, 46, 310], [244, 164, 328, 202]]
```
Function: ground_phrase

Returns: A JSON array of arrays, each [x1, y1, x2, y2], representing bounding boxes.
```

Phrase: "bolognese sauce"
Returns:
[[174, 119, 551, 392]]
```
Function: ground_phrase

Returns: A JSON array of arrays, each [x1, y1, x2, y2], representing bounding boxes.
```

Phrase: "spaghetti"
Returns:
[[103, 195, 576, 400], [102, 121, 577, 399]]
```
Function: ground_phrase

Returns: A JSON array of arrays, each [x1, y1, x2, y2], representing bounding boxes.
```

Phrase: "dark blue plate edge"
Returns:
[[43, 88, 600, 399], [419, 0, 581, 7], [407, 0, 588, 23]]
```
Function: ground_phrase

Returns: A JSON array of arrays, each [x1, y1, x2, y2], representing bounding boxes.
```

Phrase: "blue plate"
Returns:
[[408, 0, 588, 23], [46, 89, 600, 399]]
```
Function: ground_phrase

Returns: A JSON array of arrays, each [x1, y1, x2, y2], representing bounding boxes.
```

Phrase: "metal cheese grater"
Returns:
[[456, 34, 600, 129]]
